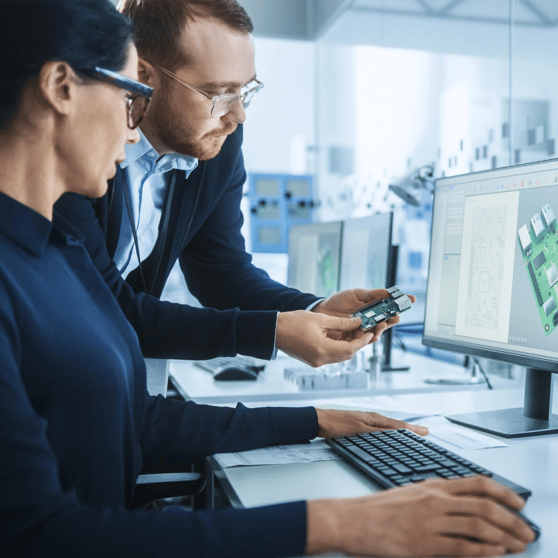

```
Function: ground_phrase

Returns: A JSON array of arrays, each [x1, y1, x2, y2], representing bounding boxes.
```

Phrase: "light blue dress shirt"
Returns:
[[114, 130, 198, 278]]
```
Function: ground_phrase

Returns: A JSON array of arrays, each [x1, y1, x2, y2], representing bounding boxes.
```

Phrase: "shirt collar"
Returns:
[[0, 191, 84, 257], [121, 128, 197, 173]]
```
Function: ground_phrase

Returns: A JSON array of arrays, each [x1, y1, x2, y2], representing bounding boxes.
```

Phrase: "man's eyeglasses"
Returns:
[[78, 67, 153, 129], [155, 65, 264, 117]]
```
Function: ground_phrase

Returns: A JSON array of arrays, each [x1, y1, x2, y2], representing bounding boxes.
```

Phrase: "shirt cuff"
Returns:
[[306, 299, 324, 311], [270, 312, 279, 360]]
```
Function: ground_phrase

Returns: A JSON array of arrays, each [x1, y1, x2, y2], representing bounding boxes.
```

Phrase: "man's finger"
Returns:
[[321, 331, 374, 356], [322, 315, 364, 332], [435, 476, 525, 510]]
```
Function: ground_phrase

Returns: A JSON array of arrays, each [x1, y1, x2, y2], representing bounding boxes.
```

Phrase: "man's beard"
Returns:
[[149, 95, 236, 159]]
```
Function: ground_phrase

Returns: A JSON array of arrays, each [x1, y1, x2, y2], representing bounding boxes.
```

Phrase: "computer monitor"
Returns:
[[339, 213, 406, 371], [287, 221, 342, 298], [423, 158, 558, 438], [339, 213, 393, 291]]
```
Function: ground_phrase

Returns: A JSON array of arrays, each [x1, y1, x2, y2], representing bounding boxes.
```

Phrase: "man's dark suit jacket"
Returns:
[[55, 126, 319, 360]]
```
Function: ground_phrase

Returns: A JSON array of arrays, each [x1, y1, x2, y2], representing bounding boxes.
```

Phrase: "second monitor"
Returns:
[[287, 213, 405, 371], [339, 213, 406, 371], [287, 221, 343, 299]]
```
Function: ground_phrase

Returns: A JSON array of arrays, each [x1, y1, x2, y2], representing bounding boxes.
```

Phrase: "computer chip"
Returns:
[[533, 251, 546, 270], [544, 296, 557, 316], [546, 264, 558, 288]]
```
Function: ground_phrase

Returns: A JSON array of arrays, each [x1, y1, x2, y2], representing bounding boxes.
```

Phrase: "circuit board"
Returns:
[[353, 286, 412, 331], [518, 203, 558, 336]]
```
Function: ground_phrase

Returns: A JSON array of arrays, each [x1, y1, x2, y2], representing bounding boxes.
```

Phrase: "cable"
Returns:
[[472, 356, 493, 390]]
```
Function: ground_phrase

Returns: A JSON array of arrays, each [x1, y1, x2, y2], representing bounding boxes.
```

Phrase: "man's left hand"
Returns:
[[315, 408, 429, 439], [312, 288, 416, 343]]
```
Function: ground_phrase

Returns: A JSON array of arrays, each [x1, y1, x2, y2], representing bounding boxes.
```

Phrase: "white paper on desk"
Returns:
[[315, 395, 440, 421], [213, 440, 341, 468], [239, 395, 439, 423], [408, 416, 509, 451]]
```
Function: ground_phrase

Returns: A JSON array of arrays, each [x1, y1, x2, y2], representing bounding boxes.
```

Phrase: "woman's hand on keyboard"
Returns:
[[315, 409, 429, 439], [305, 476, 536, 557]]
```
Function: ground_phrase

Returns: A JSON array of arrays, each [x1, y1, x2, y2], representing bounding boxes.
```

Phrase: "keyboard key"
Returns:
[[413, 464, 443, 473], [392, 464, 413, 474]]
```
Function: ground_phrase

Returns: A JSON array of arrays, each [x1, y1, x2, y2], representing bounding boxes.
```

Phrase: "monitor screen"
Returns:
[[339, 213, 393, 291], [423, 159, 558, 437], [287, 221, 342, 298]]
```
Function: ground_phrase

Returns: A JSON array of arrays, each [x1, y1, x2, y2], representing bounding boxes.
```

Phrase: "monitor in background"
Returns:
[[423, 158, 558, 437], [339, 213, 408, 371], [287, 221, 342, 299], [339, 213, 393, 292]]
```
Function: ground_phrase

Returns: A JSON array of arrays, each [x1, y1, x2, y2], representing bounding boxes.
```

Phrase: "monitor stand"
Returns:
[[446, 368, 558, 438], [380, 328, 409, 372], [381, 244, 409, 372]]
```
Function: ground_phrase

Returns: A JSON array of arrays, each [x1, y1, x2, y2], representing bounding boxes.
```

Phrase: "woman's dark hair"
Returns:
[[0, 0, 133, 128]]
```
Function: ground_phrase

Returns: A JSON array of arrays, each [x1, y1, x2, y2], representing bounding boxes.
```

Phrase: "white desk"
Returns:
[[209, 387, 558, 557], [169, 350, 521, 404]]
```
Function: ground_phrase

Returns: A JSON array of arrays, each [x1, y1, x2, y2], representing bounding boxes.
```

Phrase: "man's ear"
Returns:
[[38, 61, 76, 116], [137, 58, 157, 87]]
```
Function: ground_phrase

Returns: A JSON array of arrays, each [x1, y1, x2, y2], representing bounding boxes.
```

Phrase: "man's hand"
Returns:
[[306, 476, 536, 557], [312, 288, 417, 344], [315, 408, 428, 439], [276, 310, 374, 367]]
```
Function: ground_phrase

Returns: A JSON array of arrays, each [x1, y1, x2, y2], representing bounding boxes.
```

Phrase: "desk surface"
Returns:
[[170, 350, 521, 404], [209, 387, 558, 557]]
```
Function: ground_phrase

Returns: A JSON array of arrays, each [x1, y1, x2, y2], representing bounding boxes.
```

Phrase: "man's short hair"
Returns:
[[118, 0, 253, 70]]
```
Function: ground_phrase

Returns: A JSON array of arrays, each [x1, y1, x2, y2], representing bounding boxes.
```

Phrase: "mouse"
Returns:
[[213, 365, 258, 381]]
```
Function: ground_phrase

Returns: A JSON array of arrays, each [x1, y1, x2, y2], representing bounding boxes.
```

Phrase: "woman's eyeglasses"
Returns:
[[77, 67, 153, 129]]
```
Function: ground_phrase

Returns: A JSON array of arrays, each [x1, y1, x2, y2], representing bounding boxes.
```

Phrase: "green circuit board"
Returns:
[[519, 210, 558, 336], [353, 286, 412, 331]]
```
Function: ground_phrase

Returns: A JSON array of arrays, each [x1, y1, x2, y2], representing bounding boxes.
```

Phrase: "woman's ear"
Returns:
[[37, 61, 77, 116]]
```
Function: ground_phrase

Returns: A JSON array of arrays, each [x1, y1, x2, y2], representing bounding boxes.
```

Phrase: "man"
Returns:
[[54, 0, 406, 366]]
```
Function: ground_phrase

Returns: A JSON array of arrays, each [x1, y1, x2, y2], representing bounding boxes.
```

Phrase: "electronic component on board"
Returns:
[[518, 225, 531, 254], [531, 212, 545, 240]]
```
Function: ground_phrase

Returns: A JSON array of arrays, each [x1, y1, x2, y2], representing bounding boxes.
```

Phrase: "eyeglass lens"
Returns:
[[128, 96, 150, 129], [211, 84, 261, 117]]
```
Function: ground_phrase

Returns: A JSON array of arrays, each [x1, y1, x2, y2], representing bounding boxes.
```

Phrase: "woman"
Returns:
[[0, 1, 535, 557]]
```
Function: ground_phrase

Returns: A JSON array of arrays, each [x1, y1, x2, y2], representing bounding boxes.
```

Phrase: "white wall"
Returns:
[[241, 37, 315, 275], [242, 37, 316, 175]]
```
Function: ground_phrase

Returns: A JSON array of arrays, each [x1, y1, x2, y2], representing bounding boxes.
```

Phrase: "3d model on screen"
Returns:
[[352, 285, 412, 331], [518, 202, 558, 335]]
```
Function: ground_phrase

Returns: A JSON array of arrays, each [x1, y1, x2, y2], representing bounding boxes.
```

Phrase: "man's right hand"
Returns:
[[275, 310, 374, 367], [306, 476, 537, 557]]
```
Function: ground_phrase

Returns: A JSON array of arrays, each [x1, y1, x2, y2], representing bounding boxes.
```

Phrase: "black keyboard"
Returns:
[[194, 356, 266, 375], [327, 429, 531, 500]]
